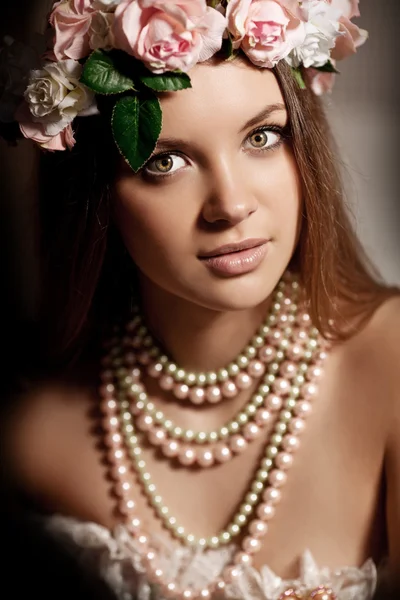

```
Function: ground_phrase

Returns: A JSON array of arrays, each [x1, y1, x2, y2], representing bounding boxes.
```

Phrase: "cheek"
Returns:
[[112, 178, 194, 266]]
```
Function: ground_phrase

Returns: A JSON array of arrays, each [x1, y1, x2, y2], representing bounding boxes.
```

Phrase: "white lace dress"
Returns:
[[44, 515, 378, 600]]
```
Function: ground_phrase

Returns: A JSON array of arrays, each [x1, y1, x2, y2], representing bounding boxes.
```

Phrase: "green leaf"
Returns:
[[80, 50, 136, 95], [112, 94, 162, 173], [314, 60, 340, 74], [139, 71, 192, 92], [291, 67, 306, 90]]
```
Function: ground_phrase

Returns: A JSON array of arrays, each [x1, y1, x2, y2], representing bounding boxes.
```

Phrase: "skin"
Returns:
[[5, 59, 400, 584]]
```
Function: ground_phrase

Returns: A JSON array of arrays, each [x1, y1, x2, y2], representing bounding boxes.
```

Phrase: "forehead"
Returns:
[[158, 60, 286, 136]]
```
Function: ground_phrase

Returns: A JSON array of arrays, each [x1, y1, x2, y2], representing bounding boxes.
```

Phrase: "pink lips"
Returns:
[[199, 238, 269, 276]]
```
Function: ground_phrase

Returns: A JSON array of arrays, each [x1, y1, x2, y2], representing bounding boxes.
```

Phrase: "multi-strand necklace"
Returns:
[[99, 275, 334, 599]]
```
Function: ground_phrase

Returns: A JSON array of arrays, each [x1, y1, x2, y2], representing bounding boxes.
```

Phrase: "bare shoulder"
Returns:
[[3, 374, 114, 525]]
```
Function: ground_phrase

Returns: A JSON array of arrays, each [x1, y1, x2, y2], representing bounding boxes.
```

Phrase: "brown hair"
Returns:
[[36, 58, 395, 368]]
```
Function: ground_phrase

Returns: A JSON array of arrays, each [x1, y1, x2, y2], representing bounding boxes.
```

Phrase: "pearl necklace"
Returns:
[[99, 283, 331, 599], [121, 277, 300, 404]]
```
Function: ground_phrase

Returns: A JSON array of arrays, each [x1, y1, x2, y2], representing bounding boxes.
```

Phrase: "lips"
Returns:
[[198, 238, 268, 259]]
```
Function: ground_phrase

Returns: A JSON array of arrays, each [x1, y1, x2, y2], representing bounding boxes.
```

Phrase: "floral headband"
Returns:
[[1, 0, 367, 172]]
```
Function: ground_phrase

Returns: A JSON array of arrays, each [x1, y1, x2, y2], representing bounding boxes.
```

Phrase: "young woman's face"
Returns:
[[113, 59, 302, 312]]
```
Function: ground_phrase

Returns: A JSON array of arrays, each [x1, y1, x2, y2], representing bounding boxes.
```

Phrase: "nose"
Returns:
[[201, 156, 258, 226]]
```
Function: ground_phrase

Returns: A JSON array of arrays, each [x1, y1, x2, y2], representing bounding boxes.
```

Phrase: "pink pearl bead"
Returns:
[[148, 427, 167, 446], [242, 536, 261, 554], [295, 328, 308, 342], [289, 418, 305, 434], [243, 422, 260, 441], [279, 361, 297, 379], [136, 414, 153, 432], [114, 480, 131, 497], [248, 360, 265, 378], [265, 394, 283, 411], [286, 344, 303, 362], [294, 400, 312, 417], [128, 516, 141, 532], [147, 362, 163, 378], [118, 498, 136, 515], [308, 365, 323, 380], [99, 383, 115, 398], [206, 386, 222, 403], [179, 446, 196, 466], [214, 443, 232, 463], [101, 398, 117, 415], [138, 351, 151, 365], [102, 416, 119, 432], [262, 487, 281, 505], [281, 434, 300, 452], [100, 369, 113, 382], [159, 374, 174, 390], [299, 312, 311, 325], [197, 448, 214, 468], [174, 383, 189, 399], [318, 350, 328, 361], [268, 469, 287, 487], [223, 566, 240, 582], [124, 352, 136, 366], [109, 448, 125, 463], [221, 380, 238, 398], [268, 330, 282, 346], [278, 313, 289, 326], [234, 552, 253, 566], [257, 503, 275, 520], [188, 386, 206, 404], [104, 431, 122, 447], [229, 435, 247, 454], [235, 372, 252, 390], [273, 378, 290, 395], [249, 519, 268, 537], [301, 382, 318, 399], [110, 463, 129, 480], [275, 452, 293, 470], [162, 440, 180, 457], [255, 408, 272, 426], [258, 345, 276, 363]]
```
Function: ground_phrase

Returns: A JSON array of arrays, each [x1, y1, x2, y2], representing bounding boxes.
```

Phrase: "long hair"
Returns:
[[35, 58, 395, 369]]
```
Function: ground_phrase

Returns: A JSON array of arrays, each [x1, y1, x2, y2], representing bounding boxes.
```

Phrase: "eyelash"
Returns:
[[142, 123, 290, 181]]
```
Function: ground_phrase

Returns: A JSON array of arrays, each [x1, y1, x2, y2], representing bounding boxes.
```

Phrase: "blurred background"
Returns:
[[1, 0, 399, 347]]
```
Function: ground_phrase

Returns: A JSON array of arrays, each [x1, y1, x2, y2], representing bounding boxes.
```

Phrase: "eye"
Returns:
[[144, 153, 186, 176], [246, 127, 283, 151]]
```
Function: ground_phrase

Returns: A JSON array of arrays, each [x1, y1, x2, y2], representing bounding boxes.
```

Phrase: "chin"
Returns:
[[189, 270, 283, 313]]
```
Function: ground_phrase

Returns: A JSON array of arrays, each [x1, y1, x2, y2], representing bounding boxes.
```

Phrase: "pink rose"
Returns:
[[113, 0, 227, 74], [17, 101, 76, 150], [306, 68, 336, 96], [226, 0, 306, 68], [330, 0, 368, 61], [50, 0, 95, 60]]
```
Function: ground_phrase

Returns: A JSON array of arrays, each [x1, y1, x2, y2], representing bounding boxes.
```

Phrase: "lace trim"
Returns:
[[43, 514, 378, 600]]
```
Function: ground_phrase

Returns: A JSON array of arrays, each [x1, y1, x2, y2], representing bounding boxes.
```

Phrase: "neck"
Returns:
[[138, 280, 274, 372]]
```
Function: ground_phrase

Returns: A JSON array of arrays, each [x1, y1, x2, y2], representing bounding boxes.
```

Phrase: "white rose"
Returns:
[[90, 11, 115, 50], [24, 59, 94, 136], [286, 0, 342, 68]]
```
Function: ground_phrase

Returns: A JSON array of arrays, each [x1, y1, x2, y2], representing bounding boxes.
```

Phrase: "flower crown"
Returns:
[[2, 0, 367, 172]]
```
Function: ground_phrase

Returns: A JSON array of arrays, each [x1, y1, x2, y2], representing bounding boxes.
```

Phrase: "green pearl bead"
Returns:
[[245, 492, 258, 505], [259, 385, 270, 396], [125, 424, 133, 434], [252, 335, 264, 348], [245, 346, 257, 359], [198, 538, 207, 548], [276, 350, 285, 361], [228, 363, 240, 377], [183, 430, 194, 441], [171, 427, 182, 438], [254, 394, 265, 406], [261, 458, 273, 470], [275, 290, 284, 300], [275, 422, 287, 434], [261, 325, 270, 336], [304, 350, 313, 360], [272, 302, 281, 313], [238, 354, 249, 368], [234, 513, 247, 525], [256, 469, 269, 482], [166, 363, 177, 375], [175, 525, 185, 535], [280, 410, 292, 423], [217, 369, 229, 382], [208, 432, 219, 442], [265, 374, 275, 385], [206, 372, 218, 385], [219, 427, 229, 439], [240, 503, 253, 515], [228, 524, 240, 536], [271, 433, 283, 445], [237, 413, 248, 425], [196, 432, 207, 444], [285, 399, 296, 410], [268, 314, 277, 326], [154, 411, 164, 422], [267, 446, 278, 458], [294, 375, 305, 385], [186, 534, 196, 546], [251, 481, 264, 493], [175, 369, 185, 381], [245, 404, 257, 416], [120, 400, 129, 410], [164, 419, 173, 430], [291, 386, 300, 397], [219, 532, 231, 544], [270, 362, 280, 374], [209, 536, 220, 548], [228, 421, 240, 434], [186, 372, 197, 385], [197, 373, 207, 385]]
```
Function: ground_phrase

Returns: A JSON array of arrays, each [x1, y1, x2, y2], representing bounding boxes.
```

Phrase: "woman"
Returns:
[[2, 1, 400, 599]]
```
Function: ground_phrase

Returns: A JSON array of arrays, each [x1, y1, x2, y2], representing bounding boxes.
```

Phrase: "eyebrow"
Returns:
[[154, 102, 287, 153]]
